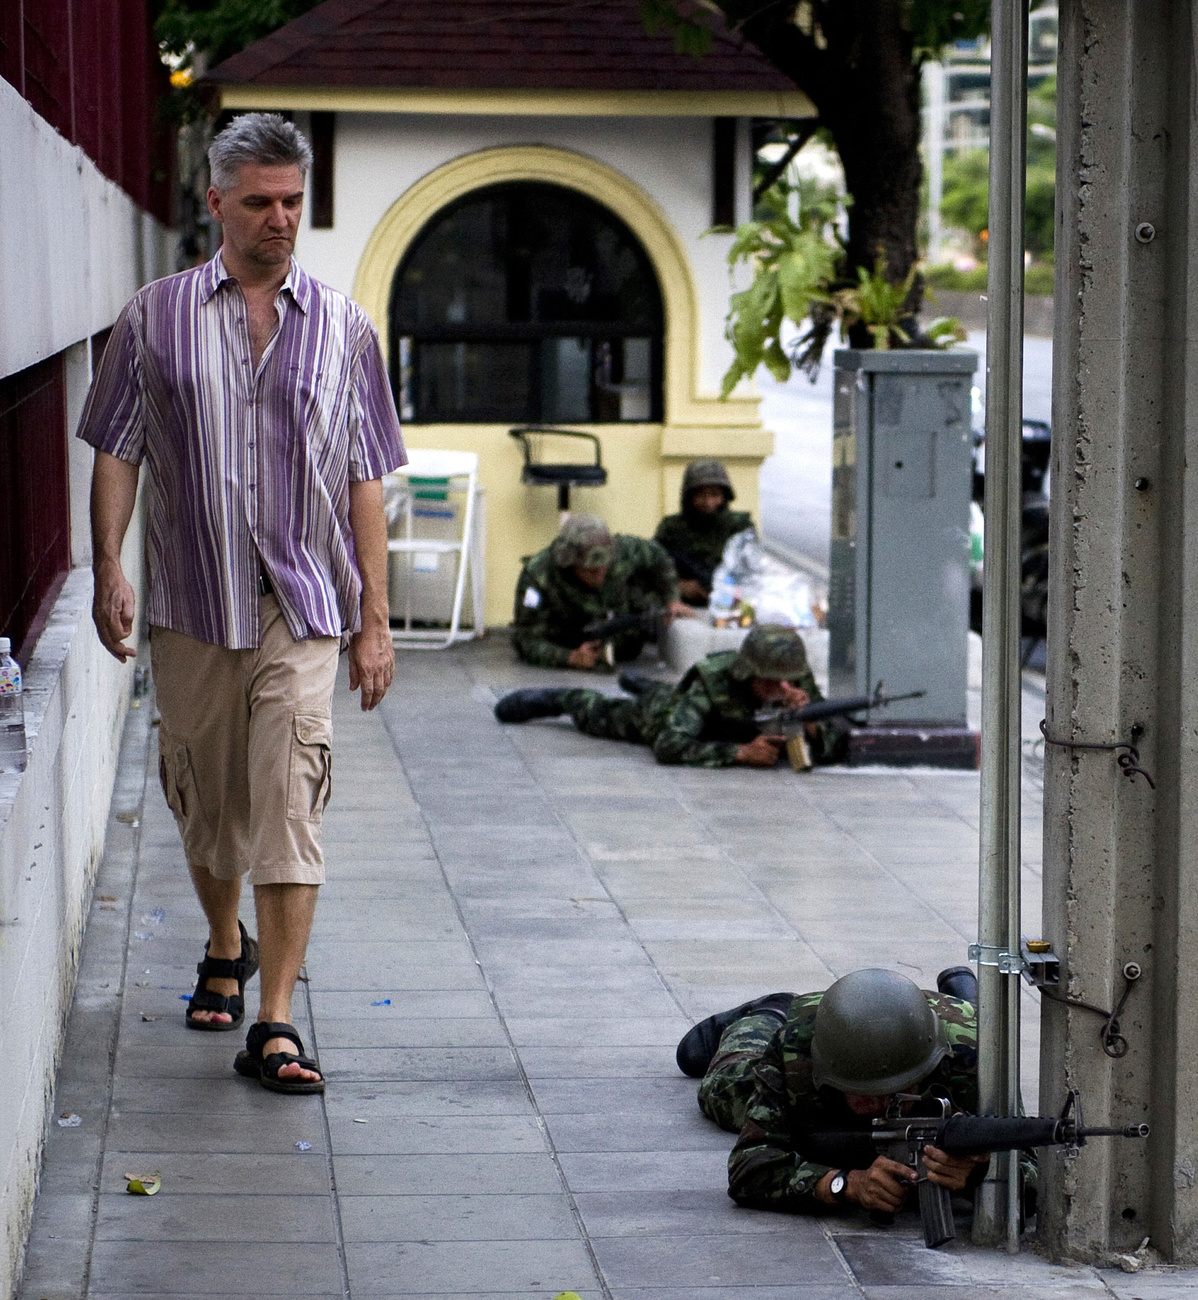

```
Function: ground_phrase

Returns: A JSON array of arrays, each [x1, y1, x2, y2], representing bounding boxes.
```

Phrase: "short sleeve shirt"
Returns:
[[77, 252, 407, 648]]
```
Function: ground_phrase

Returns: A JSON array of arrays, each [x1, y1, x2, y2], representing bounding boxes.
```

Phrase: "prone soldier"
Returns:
[[495, 623, 845, 768], [512, 514, 691, 670], [654, 459, 755, 606]]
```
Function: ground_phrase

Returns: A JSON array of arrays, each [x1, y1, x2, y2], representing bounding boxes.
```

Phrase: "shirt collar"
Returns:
[[199, 250, 311, 315]]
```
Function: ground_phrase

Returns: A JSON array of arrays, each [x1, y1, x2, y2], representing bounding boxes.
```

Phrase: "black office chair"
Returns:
[[509, 426, 608, 511]]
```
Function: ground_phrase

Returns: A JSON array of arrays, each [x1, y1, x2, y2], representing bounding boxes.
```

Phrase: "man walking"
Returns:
[[79, 114, 406, 1093]]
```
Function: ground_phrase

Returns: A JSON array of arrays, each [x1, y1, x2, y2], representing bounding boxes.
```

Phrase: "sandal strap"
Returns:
[[188, 988, 234, 1014], [196, 953, 241, 980], [262, 1050, 323, 1082], [245, 1020, 305, 1057]]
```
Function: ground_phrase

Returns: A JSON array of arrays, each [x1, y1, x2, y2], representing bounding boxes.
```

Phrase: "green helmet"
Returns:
[[811, 969, 949, 1095], [682, 458, 735, 507], [730, 624, 810, 680], [551, 513, 614, 568]]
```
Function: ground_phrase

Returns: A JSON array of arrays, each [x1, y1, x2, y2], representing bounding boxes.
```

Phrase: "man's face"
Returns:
[[750, 677, 805, 705], [573, 564, 609, 589], [689, 485, 727, 515], [207, 162, 304, 273], [844, 1092, 892, 1118]]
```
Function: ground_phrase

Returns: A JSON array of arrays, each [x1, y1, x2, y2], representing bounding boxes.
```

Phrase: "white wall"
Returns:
[[296, 112, 747, 396], [0, 77, 171, 382], [0, 77, 166, 1300]]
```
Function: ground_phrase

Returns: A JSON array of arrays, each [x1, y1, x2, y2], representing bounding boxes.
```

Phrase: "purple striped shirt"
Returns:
[[77, 253, 406, 649]]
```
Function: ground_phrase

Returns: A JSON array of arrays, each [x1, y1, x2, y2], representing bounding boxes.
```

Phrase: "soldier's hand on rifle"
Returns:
[[567, 640, 603, 669], [922, 1144, 988, 1192], [665, 599, 699, 622], [773, 681, 810, 709], [736, 734, 785, 766], [678, 578, 708, 603], [844, 1157, 916, 1212]]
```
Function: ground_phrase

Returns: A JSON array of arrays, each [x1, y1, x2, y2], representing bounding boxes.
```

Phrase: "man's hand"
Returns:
[[846, 1157, 916, 1213], [92, 560, 137, 663], [773, 681, 810, 709], [348, 618, 394, 710], [736, 734, 784, 767], [922, 1145, 988, 1192], [567, 640, 603, 670], [665, 599, 698, 622], [678, 578, 707, 603]]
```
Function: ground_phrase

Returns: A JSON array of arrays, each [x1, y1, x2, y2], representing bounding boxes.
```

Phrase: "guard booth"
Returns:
[[828, 349, 979, 766]]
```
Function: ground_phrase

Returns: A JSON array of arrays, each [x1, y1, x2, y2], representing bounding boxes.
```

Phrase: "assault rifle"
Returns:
[[754, 684, 926, 771], [796, 1090, 1149, 1248], [581, 609, 661, 644]]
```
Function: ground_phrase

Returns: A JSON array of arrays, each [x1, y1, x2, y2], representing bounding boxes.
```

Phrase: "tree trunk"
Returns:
[[718, 0, 925, 317]]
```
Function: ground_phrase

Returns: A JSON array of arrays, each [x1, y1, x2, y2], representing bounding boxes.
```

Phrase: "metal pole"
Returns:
[[923, 60, 946, 266], [974, 0, 1027, 1250]]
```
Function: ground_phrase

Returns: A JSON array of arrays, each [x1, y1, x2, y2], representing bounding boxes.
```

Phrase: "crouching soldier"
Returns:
[[495, 623, 844, 769], [511, 514, 690, 670], [654, 459, 754, 606], [678, 968, 990, 1216]]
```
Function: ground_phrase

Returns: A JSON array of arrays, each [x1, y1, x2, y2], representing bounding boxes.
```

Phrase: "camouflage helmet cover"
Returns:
[[551, 513, 614, 569], [730, 623, 809, 680], [810, 968, 949, 1095], [682, 458, 735, 507]]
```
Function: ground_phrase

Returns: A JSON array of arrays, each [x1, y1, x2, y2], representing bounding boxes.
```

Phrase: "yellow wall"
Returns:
[[353, 145, 773, 626]]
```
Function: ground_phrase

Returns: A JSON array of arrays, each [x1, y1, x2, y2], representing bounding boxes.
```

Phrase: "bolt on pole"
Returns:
[[974, 0, 1028, 1252]]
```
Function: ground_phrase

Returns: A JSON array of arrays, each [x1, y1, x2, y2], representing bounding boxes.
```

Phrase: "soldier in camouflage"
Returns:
[[654, 460, 754, 605], [679, 969, 988, 1216], [495, 624, 844, 768], [511, 514, 690, 669]]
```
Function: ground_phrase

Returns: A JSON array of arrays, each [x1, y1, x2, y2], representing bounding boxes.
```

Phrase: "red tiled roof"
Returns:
[[206, 0, 797, 93]]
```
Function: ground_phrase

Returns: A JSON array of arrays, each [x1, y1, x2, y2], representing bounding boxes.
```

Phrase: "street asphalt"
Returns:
[[17, 632, 1196, 1299]]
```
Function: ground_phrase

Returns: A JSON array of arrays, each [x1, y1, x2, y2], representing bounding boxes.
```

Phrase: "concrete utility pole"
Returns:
[[1042, 0, 1198, 1264]]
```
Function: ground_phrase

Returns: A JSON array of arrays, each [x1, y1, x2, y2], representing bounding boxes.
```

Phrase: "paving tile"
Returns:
[[345, 1237, 598, 1293], [98, 1151, 332, 1196], [608, 1289, 857, 1300], [503, 1017, 688, 1048], [94, 1192, 337, 1241], [103, 1109, 327, 1154], [308, 989, 495, 1020], [338, 1192, 578, 1242], [318, 1046, 520, 1081], [544, 1110, 730, 1154], [327, 1113, 546, 1154], [86, 1240, 344, 1293], [557, 1150, 729, 1193], [322, 1080, 532, 1119], [575, 1190, 788, 1238], [517, 1047, 687, 1079], [332, 1152, 563, 1195], [315, 1016, 509, 1049], [591, 1228, 848, 1288]]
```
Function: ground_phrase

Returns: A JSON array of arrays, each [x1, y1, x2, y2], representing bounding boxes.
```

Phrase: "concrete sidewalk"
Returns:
[[17, 636, 1193, 1299]]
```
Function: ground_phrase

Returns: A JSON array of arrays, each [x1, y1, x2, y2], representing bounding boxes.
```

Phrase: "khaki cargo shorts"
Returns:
[[150, 595, 341, 886]]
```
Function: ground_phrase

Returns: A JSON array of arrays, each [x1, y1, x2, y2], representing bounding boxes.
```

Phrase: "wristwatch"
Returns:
[[829, 1170, 849, 1205]]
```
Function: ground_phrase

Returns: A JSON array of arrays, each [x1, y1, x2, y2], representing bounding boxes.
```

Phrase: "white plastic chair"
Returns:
[[385, 449, 481, 648]]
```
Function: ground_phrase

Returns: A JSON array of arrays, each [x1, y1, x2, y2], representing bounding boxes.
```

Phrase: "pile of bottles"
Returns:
[[0, 637, 26, 774]]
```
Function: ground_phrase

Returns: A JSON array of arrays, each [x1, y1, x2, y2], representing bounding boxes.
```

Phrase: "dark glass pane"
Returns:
[[391, 182, 663, 422], [415, 342, 535, 423]]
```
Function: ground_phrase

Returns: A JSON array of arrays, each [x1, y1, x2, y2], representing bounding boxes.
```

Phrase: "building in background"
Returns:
[[206, 0, 813, 626], [0, 5, 171, 1293]]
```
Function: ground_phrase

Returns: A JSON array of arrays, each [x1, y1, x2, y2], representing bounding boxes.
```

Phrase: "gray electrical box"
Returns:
[[828, 349, 978, 727]]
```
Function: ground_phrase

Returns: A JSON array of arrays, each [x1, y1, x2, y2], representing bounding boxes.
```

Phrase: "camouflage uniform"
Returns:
[[512, 525, 679, 669], [695, 990, 978, 1212], [560, 636, 839, 768], [654, 459, 754, 599]]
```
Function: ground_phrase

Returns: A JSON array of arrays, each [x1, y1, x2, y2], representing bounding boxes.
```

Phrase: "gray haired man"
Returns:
[[79, 113, 407, 1092]]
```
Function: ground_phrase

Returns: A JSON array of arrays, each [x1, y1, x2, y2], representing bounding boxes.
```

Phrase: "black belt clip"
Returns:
[[258, 572, 274, 596]]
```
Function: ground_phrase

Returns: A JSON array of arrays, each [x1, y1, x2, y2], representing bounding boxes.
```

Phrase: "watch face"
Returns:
[[830, 1173, 846, 1197]]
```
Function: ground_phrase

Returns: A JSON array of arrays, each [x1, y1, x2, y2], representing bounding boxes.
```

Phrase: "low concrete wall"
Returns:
[[0, 525, 146, 1299]]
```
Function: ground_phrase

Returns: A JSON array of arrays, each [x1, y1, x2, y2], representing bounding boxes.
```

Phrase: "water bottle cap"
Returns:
[[0, 638, 9, 654]]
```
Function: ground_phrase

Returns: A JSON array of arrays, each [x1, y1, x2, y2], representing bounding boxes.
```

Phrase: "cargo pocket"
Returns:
[[287, 713, 333, 822], [157, 727, 207, 834]]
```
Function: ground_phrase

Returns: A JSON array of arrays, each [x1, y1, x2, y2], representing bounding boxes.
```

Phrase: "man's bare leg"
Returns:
[[188, 862, 243, 1026], [254, 882, 321, 1081]]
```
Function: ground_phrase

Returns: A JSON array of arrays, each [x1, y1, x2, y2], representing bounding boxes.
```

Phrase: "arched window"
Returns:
[[390, 182, 664, 424]]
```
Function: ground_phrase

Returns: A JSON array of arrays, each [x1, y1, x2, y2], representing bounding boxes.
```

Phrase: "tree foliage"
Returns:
[[156, 0, 323, 70]]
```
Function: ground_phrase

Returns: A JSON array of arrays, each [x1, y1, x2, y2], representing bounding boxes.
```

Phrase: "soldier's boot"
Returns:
[[675, 992, 794, 1078], [617, 668, 659, 697], [936, 965, 979, 1004], [494, 688, 569, 724]]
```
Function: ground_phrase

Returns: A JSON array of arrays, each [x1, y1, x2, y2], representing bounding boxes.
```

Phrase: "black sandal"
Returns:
[[185, 921, 259, 1032], [234, 1021, 325, 1094]]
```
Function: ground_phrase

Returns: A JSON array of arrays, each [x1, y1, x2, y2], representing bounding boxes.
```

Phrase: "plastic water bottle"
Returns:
[[0, 637, 26, 774]]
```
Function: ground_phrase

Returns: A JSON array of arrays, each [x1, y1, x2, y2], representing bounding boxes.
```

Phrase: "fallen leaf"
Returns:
[[125, 1172, 161, 1195], [140, 1014, 158, 1022]]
